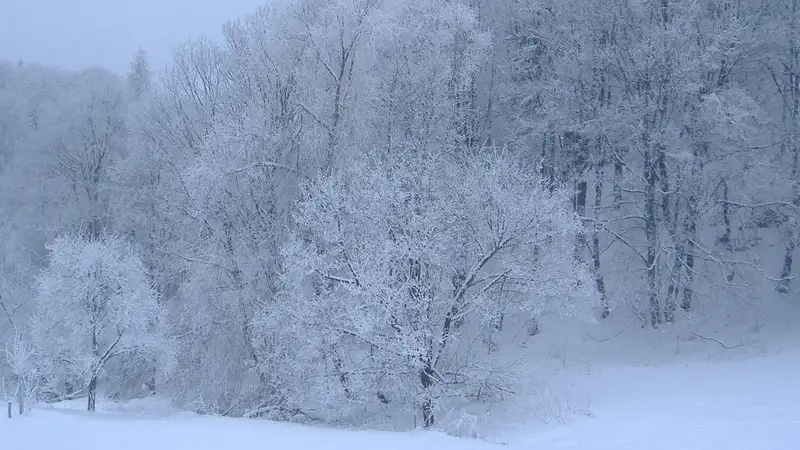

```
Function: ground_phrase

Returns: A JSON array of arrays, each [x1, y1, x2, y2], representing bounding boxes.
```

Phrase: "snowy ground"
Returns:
[[2, 347, 798, 450], [507, 347, 800, 449], [0, 406, 504, 450]]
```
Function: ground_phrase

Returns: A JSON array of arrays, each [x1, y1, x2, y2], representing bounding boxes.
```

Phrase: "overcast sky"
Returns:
[[0, 0, 266, 74]]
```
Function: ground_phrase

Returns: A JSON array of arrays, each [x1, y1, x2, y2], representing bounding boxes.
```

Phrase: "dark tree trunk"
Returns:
[[682, 159, 701, 311], [331, 345, 352, 399], [544, 133, 557, 191], [682, 207, 697, 310], [419, 366, 435, 428], [593, 143, 609, 318], [87, 375, 98, 412], [664, 174, 682, 324], [612, 153, 623, 211], [17, 378, 25, 416], [720, 179, 732, 249], [540, 134, 550, 188], [89, 313, 100, 412], [777, 229, 796, 294], [664, 265, 678, 323], [575, 181, 587, 217], [664, 240, 682, 324], [574, 179, 588, 261], [593, 59, 611, 318], [658, 146, 678, 323], [594, 238, 609, 318], [572, 133, 589, 274], [778, 146, 799, 293], [777, 2, 800, 292], [645, 143, 660, 327]]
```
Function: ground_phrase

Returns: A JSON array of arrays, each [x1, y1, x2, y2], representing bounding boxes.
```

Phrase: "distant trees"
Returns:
[[49, 69, 127, 240]]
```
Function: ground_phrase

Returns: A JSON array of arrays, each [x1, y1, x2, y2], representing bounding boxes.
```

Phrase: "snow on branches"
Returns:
[[30, 234, 173, 411], [261, 146, 598, 426]]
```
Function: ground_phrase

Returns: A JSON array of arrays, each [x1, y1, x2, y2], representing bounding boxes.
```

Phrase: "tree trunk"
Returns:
[[419, 366, 435, 428], [664, 252, 680, 323], [594, 233, 609, 318], [612, 152, 623, 211], [682, 190, 698, 310], [574, 179, 587, 261], [720, 179, 731, 249], [778, 146, 799, 293], [645, 144, 660, 327], [17, 378, 24, 416], [87, 374, 98, 412], [331, 344, 353, 399], [540, 134, 551, 188], [777, 226, 796, 294], [543, 133, 556, 191], [664, 178, 681, 324], [89, 315, 99, 412], [593, 144, 609, 318], [776, 1, 800, 292], [664, 189, 683, 323], [658, 147, 678, 323]]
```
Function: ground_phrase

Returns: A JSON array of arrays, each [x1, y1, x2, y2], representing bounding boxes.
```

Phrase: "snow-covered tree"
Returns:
[[127, 48, 152, 101], [30, 234, 172, 411], [762, 0, 800, 293], [262, 146, 597, 427]]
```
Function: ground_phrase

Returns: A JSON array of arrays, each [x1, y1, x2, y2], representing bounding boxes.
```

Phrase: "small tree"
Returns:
[[31, 234, 170, 412], [4, 333, 38, 415]]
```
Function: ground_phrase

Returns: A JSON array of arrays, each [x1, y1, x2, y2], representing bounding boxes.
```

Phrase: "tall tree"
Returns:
[[127, 48, 152, 101], [766, 0, 800, 294]]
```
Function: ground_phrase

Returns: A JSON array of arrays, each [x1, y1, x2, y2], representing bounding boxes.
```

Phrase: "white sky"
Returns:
[[0, 0, 266, 74]]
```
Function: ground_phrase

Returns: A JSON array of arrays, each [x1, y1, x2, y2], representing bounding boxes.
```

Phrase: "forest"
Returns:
[[0, 0, 797, 432]]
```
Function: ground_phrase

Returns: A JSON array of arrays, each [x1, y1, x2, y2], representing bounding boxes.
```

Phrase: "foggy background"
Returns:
[[0, 0, 265, 73]]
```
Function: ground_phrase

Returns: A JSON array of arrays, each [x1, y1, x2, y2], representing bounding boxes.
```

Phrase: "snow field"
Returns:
[[2, 346, 798, 450]]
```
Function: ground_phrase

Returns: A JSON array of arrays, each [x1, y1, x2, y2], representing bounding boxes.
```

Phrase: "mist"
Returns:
[[0, 0, 265, 72]]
